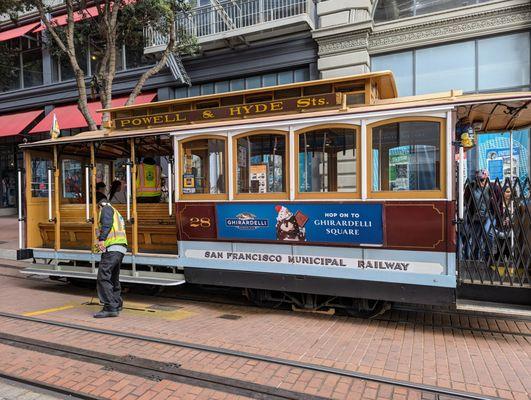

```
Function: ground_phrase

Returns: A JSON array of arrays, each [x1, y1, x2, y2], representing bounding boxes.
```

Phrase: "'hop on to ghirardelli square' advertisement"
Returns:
[[216, 203, 384, 245]]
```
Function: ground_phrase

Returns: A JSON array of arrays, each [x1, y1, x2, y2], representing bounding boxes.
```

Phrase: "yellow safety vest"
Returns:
[[98, 204, 128, 248], [136, 163, 161, 197]]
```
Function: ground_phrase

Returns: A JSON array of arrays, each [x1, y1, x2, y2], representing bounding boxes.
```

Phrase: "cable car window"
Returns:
[[371, 121, 440, 192], [62, 159, 83, 200], [298, 128, 358, 193], [181, 138, 226, 195], [31, 157, 52, 198], [236, 133, 286, 194]]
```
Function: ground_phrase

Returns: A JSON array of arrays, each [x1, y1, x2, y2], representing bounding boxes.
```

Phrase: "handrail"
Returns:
[[144, 0, 312, 48], [47, 168, 53, 222], [126, 159, 132, 222], [17, 168, 23, 250], [85, 165, 90, 222], [168, 160, 173, 217]]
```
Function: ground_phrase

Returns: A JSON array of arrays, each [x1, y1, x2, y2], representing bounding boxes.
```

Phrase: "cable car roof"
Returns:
[[21, 87, 530, 149]]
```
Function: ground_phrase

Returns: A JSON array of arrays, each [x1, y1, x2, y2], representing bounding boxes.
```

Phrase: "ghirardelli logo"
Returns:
[[226, 212, 269, 230]]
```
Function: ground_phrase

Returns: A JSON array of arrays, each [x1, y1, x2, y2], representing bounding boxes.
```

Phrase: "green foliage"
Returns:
[[2, 1, 198, 75]]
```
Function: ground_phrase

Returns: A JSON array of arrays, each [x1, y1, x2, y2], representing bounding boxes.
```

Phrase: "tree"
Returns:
[[0, 0, 197, 131]]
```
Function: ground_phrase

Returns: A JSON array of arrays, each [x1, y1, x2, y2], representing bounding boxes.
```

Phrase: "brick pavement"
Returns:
[[0, 263, 529, 399]]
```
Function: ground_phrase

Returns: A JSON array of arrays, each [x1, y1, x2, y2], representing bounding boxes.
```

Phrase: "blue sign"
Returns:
[[216, 203, 383, 245]]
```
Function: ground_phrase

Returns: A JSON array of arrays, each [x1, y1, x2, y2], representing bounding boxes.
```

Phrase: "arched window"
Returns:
[[368, 118, 446, 198], [180, 137, 227, 199], [233, 132, 288, 199], [296, 126, 360, 198], [374, 0, 493, 23]]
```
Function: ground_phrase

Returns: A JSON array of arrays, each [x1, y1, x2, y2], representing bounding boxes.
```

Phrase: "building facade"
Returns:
[[0, 0, 529, 214]]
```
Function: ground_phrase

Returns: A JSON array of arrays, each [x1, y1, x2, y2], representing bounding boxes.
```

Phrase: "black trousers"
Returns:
[[97, 251, 124, 311]]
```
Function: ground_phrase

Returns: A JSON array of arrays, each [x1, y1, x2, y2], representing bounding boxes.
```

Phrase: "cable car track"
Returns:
[[0, 263, 530, 337], [0, 311, 496, 400]]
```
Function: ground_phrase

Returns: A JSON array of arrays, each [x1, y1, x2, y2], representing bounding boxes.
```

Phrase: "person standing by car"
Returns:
[[94, 193, 128, 318]]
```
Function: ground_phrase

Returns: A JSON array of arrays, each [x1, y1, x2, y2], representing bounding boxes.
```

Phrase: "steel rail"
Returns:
[[0, 263, 529, 336], [0, 311, 497, 400], [0, 373, 103, 400], [0, 331, 326, 400]]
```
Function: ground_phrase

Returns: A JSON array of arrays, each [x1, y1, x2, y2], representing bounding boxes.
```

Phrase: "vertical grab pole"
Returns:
[[130, 139, 138, 276], [47, 168, 53, 222], [53, 146, 61, 269], [85, 165, 90, 222], [17, 168, 23, 250], [458, 146, 465, 220], [90, 144, 97, 274], [168, 159, 173, 216], [126, 159, 131, 222], [509, 130, 514, 249]]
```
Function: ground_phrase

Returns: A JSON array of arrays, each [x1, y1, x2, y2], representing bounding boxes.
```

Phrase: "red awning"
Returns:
[[34, 6, 99, 33], [0, 110, 44, 138], [34, 1, 136, 32], [29, 93, 157, 133], [0, 22, 40, 42]]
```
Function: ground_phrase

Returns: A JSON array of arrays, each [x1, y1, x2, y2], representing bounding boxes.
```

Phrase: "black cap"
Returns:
[[96, 192, 107, 204]]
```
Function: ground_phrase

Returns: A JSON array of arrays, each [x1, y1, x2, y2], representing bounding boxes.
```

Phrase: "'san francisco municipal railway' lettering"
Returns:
[[195, 250, 415, 272]]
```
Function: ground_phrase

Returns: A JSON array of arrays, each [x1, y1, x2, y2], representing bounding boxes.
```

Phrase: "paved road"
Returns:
[[0, 378, 61, 400], [0, 261, 529, 400]]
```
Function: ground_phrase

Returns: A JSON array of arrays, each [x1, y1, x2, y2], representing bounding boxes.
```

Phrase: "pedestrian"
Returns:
[[108, 179, 126, 203], [94, 193, 128, 318], [464, 169, 497, 261], [494, 185, 513, 265], [136, 157, 161, 203], [96, 181, 107, 197]]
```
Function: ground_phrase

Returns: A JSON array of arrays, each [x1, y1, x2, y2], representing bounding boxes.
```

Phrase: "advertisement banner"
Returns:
[[216, 203, 383, 245]]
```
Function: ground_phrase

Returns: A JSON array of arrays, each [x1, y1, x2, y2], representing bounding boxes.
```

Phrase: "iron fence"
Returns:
[[458, 177, 530, 286], [145, 0, 312, 49]]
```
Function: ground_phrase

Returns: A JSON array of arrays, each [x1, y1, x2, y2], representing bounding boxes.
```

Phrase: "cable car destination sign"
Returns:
[[113, 93, 342, 129]]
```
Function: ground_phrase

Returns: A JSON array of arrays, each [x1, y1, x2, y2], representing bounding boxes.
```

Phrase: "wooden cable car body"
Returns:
[[17, 72, 531, 311]]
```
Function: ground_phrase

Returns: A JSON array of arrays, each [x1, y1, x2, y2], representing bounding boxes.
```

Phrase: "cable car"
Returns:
[[17, 72, 531, 314]]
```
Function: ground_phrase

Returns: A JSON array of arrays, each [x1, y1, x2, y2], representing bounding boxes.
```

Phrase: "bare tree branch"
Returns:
[[125, 14, 177, 106]]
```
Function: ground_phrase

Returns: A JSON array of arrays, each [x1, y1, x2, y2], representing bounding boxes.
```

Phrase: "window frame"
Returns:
[[179, 135, 229, 200], [60, 155, 87, 203], [26, 150, 53, 202], [367, 117, 446, 199], [232, 130, 290, 200], [294, 124, 361, 200]]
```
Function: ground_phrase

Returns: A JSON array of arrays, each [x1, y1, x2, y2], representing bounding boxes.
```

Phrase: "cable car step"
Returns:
[[20, 265, 186, 286]]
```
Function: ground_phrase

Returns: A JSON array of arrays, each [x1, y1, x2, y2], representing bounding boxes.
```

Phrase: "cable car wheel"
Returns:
[[341, 298, 390, 318]]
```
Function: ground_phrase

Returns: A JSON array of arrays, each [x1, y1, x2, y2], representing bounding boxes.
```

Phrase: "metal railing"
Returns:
[[458, 177, 530, 286], [145, 0, 313, 49]]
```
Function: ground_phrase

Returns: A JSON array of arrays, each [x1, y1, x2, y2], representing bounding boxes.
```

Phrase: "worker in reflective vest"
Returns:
[[136, 157, 161, 203], [94, 193, 128, 318]]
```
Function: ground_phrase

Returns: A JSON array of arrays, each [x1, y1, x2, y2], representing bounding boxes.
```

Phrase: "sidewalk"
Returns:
[[0, 216, 18, 260]]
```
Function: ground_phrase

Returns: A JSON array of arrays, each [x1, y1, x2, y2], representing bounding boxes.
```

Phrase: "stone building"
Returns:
[[0, 0, 529, 214]]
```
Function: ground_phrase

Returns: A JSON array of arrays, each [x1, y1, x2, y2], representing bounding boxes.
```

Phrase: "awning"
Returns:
[[0, 110, 44, 138], [34, 1, 136, 32], [34, 6, 99, 33], [0, 22, 40, 42], [29, 93, 156, 134]]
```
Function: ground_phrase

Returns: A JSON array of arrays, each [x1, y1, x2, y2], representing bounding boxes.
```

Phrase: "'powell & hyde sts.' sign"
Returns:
[[113, 93, 342, 129]]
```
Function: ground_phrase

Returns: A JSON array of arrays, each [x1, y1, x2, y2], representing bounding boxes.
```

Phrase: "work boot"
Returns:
[[93, 309, 119, 318]]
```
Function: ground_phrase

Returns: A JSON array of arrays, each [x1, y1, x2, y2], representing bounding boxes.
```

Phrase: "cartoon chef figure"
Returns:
[[275, 205, 306, 241]]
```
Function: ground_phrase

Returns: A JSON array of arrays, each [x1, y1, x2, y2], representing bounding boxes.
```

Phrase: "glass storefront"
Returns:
[[372, 32, 531, 96], [0, 143, 18, 209]]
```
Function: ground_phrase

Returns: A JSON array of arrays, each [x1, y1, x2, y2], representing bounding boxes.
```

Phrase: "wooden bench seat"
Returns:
[[38, 203, 177, 253]]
